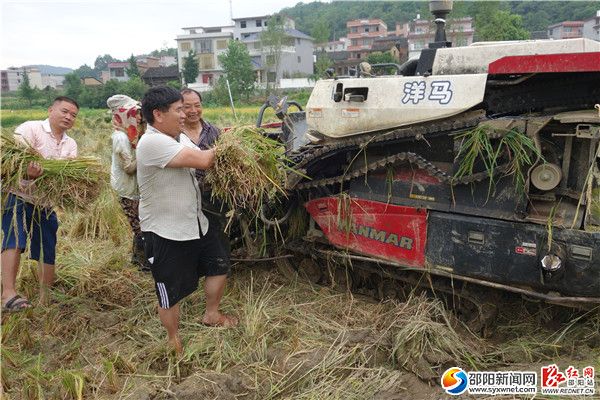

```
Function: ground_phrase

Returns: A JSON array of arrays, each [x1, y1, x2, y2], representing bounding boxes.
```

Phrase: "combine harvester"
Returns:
[[256, 1, 600, 330]]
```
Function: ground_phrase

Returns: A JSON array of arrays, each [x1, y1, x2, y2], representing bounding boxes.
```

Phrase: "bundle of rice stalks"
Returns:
[[1, 132, 107, 211], [205, 126, 296, 214]]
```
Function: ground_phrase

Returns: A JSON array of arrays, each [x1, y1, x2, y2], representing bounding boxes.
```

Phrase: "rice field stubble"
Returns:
[[1, 109, 599, 399]]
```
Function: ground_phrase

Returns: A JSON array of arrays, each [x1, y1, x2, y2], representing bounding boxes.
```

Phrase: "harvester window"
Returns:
[[343, 87, 368, 102], [333, 83, 343, 102]]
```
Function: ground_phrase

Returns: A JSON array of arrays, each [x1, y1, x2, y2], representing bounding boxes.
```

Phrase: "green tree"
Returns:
[[212, 76, 233, 106], [477, 10, 530, 41], [217, 40, 255, 100], [74, 64, 95, 79], [261, 15, 286, 88], [182, 50, 199, 85], [79, 86, 105, 108], [102, 79, 123, 101], [126, 54, 140, 78], [42, 85, 60, 104], [366, 51, 398, 75], [150, 47, 178, 57], [314, 53, 332, 79], [63, 72, 83, 101], [166, 80, 182, 90], [311, 18, 330, 44], [366, 51, 396, 65], [523, 9, 550, 33], [94, 54, 117, 74], [18, 71, 36, 106], [277, 0, 599, 42], [122, 76, 148, 100]]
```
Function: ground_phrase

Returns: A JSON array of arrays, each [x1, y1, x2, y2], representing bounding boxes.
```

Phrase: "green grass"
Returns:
[[0, 106, 280, 129], [0, 108, 109, 128]]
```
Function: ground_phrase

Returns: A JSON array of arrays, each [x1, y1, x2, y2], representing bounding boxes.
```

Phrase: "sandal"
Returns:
[[2, 295, 33, 313], [202, 314, 239, 328]]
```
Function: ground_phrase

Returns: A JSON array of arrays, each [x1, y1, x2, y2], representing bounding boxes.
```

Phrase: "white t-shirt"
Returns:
[[110, 130, 139, 200], [136, 125, 209, 240]]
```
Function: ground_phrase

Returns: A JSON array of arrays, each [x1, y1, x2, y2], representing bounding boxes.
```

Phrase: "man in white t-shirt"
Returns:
[[137, 86, 238, 354]]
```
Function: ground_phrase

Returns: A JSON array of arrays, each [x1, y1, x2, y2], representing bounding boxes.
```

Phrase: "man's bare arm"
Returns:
[[166, 147, 215, 170]]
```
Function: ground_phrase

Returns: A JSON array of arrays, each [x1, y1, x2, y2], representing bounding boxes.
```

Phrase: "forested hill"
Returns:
[[280, 1, 599, 41]]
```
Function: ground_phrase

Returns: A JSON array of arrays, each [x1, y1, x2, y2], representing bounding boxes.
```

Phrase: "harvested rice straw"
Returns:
[[205, 126, 295, 215], [1, 132, 107, 211]]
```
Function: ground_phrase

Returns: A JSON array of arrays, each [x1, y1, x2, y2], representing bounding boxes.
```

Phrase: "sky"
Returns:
[[0, 0, 315, 70]]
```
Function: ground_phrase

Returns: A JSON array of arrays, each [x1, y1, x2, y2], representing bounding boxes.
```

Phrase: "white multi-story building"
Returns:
[[548, 21, 584, 40], [396, 16, 474, 59], [1, 69, 24, 92], [175, 15, 314, 88], [583, 10, 600, 41], [107, 62, 130, 82], [176, 25, 234, 88], [316, 38, 349, 53], [1, 67, 44, 92], [41, 74, 65, 89], [159, 56, 177, 67]]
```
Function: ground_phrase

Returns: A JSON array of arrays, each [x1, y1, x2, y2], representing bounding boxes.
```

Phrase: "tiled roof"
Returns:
[[327, 51, 350, 61], [232, 15, 270, 21], [374, 35, 406, 43], [285, 28, 313, 40], [241, 28, 313, 42], [548, 20, 584, 28]]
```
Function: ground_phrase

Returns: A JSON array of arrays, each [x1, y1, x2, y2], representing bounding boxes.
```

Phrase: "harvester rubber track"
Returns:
[[294, 151, 512, 190], [289, 110, 486, 172], [287, 73, 600, 192], [287, 110, 505, 191]]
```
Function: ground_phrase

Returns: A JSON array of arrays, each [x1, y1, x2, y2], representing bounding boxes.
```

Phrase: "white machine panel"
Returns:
[[306, 74, 487, 138], [433, 38, 600, 75]]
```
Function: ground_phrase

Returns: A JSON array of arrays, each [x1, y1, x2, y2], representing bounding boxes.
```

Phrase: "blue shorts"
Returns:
[[1, 194, 58, 265]]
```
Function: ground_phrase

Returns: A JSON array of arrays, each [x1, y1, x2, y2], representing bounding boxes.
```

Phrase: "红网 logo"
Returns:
[[540, 364, 595, 396]]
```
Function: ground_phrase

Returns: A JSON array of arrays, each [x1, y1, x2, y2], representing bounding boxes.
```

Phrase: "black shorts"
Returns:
[[143, 223, 230, 309]]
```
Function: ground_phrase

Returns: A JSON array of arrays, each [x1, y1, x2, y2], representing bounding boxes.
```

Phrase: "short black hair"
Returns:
[[180, 88, 202, 102], [53, 96, 79, 110], [141, 86, 183, 125]]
